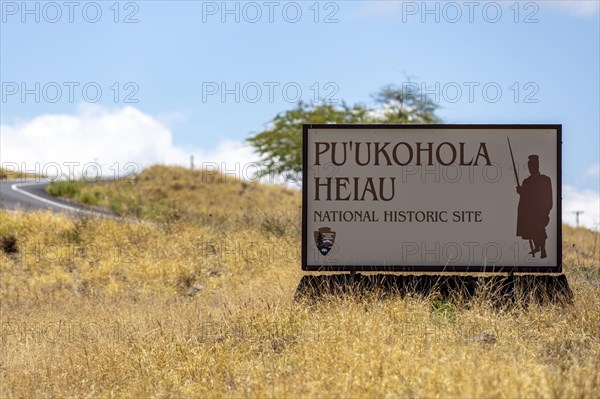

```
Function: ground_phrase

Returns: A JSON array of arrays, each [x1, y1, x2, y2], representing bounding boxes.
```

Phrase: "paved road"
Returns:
[[0, 179, 112, 216]]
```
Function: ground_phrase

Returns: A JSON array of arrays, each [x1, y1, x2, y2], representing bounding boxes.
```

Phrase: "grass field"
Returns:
[[1, 166, 599, 398], [0, 167, 44, 180]]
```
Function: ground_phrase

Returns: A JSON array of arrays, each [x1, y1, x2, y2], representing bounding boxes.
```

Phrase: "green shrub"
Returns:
[[46, 180, 86, 198], [76, 191, 100, 206]]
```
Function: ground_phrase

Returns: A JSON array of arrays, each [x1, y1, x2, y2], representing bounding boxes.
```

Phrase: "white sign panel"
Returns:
[[302, 124, 562, 273]]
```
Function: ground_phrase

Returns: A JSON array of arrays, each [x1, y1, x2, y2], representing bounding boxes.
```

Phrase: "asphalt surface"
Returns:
[[0, 179, 110, 216]]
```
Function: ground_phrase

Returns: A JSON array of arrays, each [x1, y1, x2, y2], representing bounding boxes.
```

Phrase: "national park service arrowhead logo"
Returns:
[[314, 227, 336, 256]]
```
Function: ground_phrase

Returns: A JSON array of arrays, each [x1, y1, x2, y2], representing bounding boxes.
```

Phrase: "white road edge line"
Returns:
[[11, 182, 112, 218]]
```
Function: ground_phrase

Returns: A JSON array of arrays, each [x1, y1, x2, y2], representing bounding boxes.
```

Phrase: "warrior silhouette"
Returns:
[[515, 155, 553, 258]]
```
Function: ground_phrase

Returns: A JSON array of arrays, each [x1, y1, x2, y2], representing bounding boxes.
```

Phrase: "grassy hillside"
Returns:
[[0, 167, 44, 180], [45, 165, 301, 230], [1, 166, 599, 398]]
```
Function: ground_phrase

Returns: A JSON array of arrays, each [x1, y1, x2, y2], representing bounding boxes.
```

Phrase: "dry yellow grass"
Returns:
[[0, 167, 43, 180], [1, 166, 599, 398]]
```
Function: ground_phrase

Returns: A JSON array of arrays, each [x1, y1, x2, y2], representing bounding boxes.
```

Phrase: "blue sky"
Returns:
[[1, 1, 599, 226]]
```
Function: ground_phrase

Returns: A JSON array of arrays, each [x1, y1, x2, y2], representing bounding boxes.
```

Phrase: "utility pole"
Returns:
[[190, 155, 194, 170], [572, 210, 584, 227]]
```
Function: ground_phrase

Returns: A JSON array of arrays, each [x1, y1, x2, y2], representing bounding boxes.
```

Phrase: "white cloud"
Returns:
[[0, 104, 259, 180], [362, 0, 600, 17], [543, 1, 600, 16], [563, 185, 600, 230]]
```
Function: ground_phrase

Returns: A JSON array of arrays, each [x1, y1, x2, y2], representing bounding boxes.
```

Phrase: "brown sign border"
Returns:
[[302, 124, 562, 273]]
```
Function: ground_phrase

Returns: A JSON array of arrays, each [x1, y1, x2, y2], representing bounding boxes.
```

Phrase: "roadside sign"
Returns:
[[302, 124, 562, 273]]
